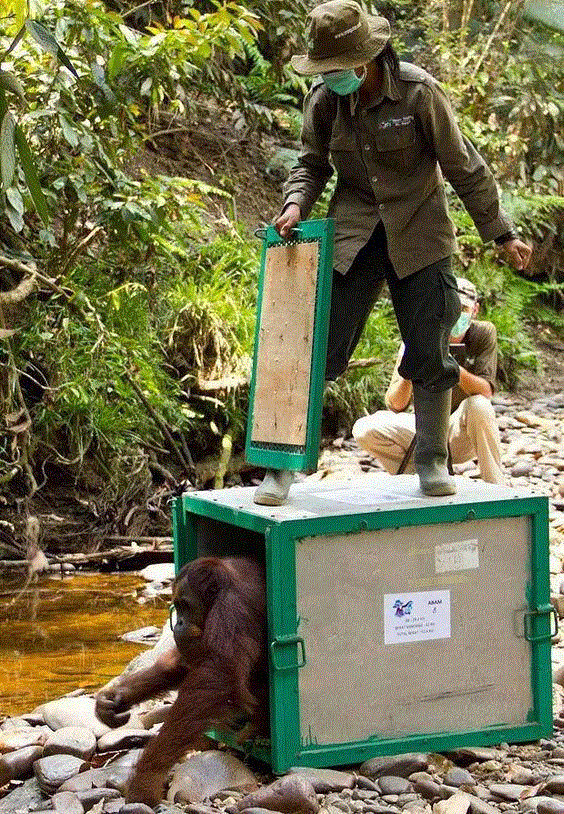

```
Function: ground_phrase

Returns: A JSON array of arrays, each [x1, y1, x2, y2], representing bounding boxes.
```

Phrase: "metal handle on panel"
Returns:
[[271, 635, 307, 671], [523, 605, 558, 642]]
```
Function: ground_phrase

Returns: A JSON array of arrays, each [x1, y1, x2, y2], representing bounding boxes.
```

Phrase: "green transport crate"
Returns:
[[172, 473, 553, 773]]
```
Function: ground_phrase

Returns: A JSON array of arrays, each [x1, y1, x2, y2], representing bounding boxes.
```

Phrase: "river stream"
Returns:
[[0, 571, 169, 717]]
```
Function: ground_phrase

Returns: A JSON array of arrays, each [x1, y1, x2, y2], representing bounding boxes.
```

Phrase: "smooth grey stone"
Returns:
[[51, 791, 85, 814], [353, 791, 381, 801], [440, 787, 460, 800], [382, 797, 400, 803], [121, 625, 161, 643], [361, 755, 430, 780], [236, 776, 319, 813], [0, 776, 44, 810], [490, 786, 532, 802], [398, 795, 418, 803], [445, 770, 475, 788], [76, 787, 121, 810], [33, 754, 87, 794], [323, 794, 351, 812], [22, 713, 47, 726], [379, 779, 413, 796], [43, 727, 97, 761], [511, 462, 533, 477], [467, 797, 501, 814], [543, 778, 564, 795], [0, 744, 44, 783], [139, 563, 175, 583], [59, 768, 105, 792], [0, 727, 48, 751], [103, 801, 127, 814], [186, 805, 217, 814], [97, 728, 153, 751], [40, 698, 110, 739], [356, 778, 380, 791], [288, 768, 355, 793], [413, 779, 441, 800], [99, 763, 133, 794], [364, 808, 401, 814], [104, 748, 143, 770], [538, 803, 564, 814], [520, 798, 562, 813], [239, 809, 286, 814], [121, 804, 156, 814], [446, 750, 505, 765], [169, 751, 258, 805], [0, 716, 33, 730]]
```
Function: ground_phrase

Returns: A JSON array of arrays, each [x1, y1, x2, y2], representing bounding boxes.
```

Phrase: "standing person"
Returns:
[[353, 278, 505, 485], [254, 0, 532, 506]]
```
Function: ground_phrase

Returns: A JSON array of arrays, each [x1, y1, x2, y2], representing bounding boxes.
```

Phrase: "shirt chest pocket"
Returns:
[[329, 130, 358, 177], [372, 121, 418, 170]]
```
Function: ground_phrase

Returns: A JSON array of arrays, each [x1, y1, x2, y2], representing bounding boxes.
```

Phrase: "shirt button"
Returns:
[[372, 176, 378, 183], [379, 203, 385, 210], [365, 144, 370, 150]]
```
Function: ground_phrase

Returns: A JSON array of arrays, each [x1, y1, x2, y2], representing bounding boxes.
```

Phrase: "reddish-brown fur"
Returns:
[[95, 557, 267, 807]]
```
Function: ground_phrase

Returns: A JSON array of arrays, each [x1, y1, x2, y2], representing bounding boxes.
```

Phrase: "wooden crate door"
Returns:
[[251, 240, 318, 448]]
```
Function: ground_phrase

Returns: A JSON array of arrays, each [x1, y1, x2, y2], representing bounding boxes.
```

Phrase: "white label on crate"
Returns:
[[384, 590, 451, 644], [435, 540, 479, 573], [314, 488, 425, 505]]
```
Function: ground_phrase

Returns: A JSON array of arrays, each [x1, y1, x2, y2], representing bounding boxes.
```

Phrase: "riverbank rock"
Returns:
[[40, 697, 110, 739], [168, 751, 258, 804], [236, 776, 319, 814], [43, 727, 97, 761]]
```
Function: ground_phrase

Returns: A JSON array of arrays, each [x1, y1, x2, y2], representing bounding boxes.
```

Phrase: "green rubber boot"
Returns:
[[413, 385, 456, 497], [254, 469, 294, 506]]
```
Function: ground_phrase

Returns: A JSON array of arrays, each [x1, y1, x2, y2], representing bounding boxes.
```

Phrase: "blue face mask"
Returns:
[[451, 310, 472, 338], [322, 67, 366, 95]]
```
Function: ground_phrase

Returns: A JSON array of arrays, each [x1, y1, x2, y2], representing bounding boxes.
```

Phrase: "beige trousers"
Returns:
[[352, 394, 504, 484]]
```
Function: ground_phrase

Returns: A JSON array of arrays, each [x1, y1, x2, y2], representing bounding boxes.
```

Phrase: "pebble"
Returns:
[[43, 727, 97, 761], [490, 785, 533, 801], [288, 768, 355, 792], [96, 728, 153, 752], [445, 770, 475, 788], [361, 756, 430, 780], [40, 697, 110, 739], [379, 779, 414, 796], [33, 754, 87, 795], [168, 751, 258, 804], [0, 744, 43, 784], [51, 791, 84, 814], [236, 776, 319, 814]]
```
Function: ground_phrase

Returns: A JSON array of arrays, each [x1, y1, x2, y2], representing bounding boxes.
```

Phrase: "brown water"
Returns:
[[0, 572, 169, 717]]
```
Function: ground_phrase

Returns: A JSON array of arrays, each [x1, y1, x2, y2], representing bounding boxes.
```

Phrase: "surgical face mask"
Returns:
[[322, 67, 366, 95], [451, 309, 472, 338]]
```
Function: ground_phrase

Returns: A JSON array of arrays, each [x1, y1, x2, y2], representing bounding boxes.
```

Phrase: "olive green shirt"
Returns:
[[386, 320, 498, 413], [283, 62, 514, 277]]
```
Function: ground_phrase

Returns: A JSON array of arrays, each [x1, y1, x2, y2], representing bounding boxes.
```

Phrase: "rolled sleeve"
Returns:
[[282, 85, 334, 220]]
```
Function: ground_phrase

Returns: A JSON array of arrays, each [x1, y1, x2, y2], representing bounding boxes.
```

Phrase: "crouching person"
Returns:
[[353, 278, 504, 484]]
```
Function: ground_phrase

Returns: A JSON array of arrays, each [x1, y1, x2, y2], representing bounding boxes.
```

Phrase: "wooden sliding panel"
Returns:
[[246, 219, 334, 472], [252, 241, 318, 447]]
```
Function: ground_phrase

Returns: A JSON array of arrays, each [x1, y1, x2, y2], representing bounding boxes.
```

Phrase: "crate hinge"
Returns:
[[523, 603, 558, 642], [270, 635, 307, 671]]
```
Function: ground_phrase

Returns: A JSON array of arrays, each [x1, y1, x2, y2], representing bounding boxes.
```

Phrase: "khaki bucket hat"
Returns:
[[291, 0, 390, 75]]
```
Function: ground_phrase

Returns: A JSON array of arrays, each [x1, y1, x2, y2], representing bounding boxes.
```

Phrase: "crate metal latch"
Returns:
[[523, 604, 558, 642], [271, 635, 307, 671]]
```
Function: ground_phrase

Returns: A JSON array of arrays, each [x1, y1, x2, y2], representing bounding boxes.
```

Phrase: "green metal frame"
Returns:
[[173, 492, 552, 773], [245, 218, 335, 472]]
